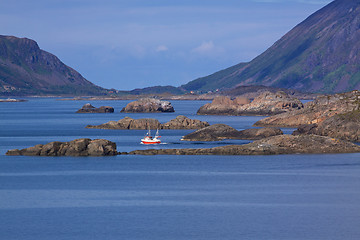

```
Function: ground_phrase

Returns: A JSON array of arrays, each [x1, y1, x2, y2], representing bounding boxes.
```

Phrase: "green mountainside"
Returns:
[[182, 0, 360, 93], [0, 35, 106, 96]]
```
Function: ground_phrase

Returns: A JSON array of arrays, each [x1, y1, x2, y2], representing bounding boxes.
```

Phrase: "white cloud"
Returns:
[[192, 41, 215, 54], [156, 45, 168, 52]]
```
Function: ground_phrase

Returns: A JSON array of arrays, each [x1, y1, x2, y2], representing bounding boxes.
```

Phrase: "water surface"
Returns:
[[0, 98, 359, 240]]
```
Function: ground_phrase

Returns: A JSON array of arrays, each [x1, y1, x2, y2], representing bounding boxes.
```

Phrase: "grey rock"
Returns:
[[76, 103, 114, 113], [182, 124, 283, 141], [197, 91, 303, 116], [120, 98, 174, 113], [129, 135, 360, 155], [6, 138, 117, 157], [255, 90, 360, 127], [161, 115, 210, 129], [86, 116, 208, 130], [292, 110, 360, 142]]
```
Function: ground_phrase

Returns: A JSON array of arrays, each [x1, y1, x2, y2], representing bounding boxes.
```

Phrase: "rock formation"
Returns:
[[181, 0, 360, 94], [181, 124, 283, 141], [121, 98, 174, 113], [196, 96, 249, 115], [236, 128, 284, 140], [181, 124, 241, 141], [86, 116, 209, 130], [161, 115, 210, 129], [86, 117, 161, 130], [293, 110, 360, 142], [6, 138, 117, 156], [76, 103, 114, 113], [197, 91, 303, 116], [128, 135, 360, 155], [0, 35, 105, 96], [255, 90, 360, 127]]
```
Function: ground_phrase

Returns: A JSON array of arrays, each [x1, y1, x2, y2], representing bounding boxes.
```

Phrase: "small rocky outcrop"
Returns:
[[255, 90, 360, 127], [197, 91, 303, 116], [181, 124, 283, 141], [197, 96, 250, 115], [161, 115, 210, 129], [86, 117, 161, 130], [293, 110, 360, 142], [76, 103, 114, 113], [6, 138, 117, 156], [181, 124, 241, 141], [236, 128, 283, 140], [86, 116, 208, 130], [120, 98, 174, 113], [128, 135, 360, 155]]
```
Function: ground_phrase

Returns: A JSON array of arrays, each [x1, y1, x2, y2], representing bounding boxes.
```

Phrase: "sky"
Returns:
[[0, 0, 332, 90]]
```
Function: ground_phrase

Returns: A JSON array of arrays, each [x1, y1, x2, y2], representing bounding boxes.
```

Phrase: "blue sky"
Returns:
[[0, 0, 332, 90]]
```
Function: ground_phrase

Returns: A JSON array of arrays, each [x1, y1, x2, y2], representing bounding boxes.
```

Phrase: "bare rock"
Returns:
[[182, 124, 283, 141], [233, 97, 251, 105], [197, 91, 302, 116], [6, 138, 117, 156], [129, 135, 360, 155], [86, 116, 208, 130], [181, 124, 241, 141], [161, 115, 210, 129], [120, 98, 174, 113], [197, 96, 249, 115], [255, 90, 360, 127], [86, 117, 161, 130], [130, 118, 162, 130], [76, 103, 114, 113], [237, 128, 283, 140], [293, 110, 360, 142]]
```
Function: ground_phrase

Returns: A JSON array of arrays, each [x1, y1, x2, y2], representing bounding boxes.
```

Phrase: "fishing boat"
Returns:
[[141, 129, 161, 144]]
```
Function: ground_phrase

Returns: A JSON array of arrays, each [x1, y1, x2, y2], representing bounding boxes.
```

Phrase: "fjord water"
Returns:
[[1, 99, 360, 240]]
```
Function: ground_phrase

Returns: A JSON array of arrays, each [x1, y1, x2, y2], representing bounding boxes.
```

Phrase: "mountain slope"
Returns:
[[0, 35, 106, 96], [182, 0, 360, 93]]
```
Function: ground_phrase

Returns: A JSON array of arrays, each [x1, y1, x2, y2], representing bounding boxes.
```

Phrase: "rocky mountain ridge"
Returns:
[[182, 0, 360, 94], [0, 35, 106, 96]]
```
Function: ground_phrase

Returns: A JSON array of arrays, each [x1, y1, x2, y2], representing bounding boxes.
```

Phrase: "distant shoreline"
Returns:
[[0, 98, 27, 102]]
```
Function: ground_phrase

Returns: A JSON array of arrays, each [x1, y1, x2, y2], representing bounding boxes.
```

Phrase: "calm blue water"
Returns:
[[1, 98, 360, 240]]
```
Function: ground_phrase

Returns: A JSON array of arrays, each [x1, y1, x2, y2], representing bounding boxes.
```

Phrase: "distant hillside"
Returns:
[[0, 35, 106, 96], [182, 0, 360, 93], [129, 85, 185, 95]]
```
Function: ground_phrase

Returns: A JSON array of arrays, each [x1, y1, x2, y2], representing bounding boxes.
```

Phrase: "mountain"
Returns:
[[182, 0, 360, 94], [0, 35, 106, 96], [128, 85, 185, 95]]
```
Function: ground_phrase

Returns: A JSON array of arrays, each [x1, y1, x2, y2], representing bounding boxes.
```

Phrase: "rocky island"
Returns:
[[159, 115, 210, 129], [76, 103, 114, 113], [6, 138, 117, 156], [181, 124, 283, 141], [254, 90, 360, 127], [121, 98, 175, 113], [128, 135, 360, 155], [293, 110, 360, 142], [86, 115, 209, 130], [197, 91, 303, 116], [9, 134, 360, 157]]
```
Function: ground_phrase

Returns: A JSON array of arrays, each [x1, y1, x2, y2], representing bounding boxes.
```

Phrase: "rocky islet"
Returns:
[[6, 138, 117, 157], [120, 98, 175, 113], [197, 91, 303, 116], [254, 90, 360, 127], [181, 124, 283, 141], [128, 135, 360, 155], [86, 115, 209, 130], [76, 103, 114, 113]]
